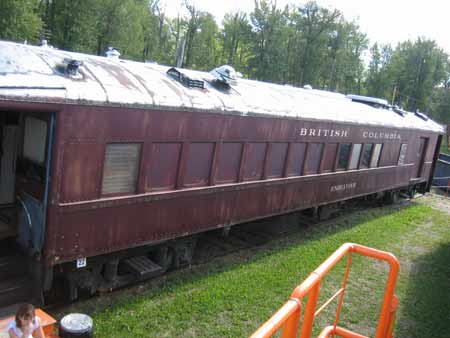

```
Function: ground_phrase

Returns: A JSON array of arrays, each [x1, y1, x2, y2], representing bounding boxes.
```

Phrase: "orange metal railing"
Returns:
[[250, 243, 400, 338]]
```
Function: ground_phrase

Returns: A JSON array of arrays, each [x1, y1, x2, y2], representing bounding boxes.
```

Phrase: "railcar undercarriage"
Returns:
[[51, 187, 421, 304]]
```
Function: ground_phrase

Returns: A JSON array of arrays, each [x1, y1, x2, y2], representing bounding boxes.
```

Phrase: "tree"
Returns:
[[189, 13, 221, 70], [182, 1, 202, 68], [250, 0, 290, 83], [388, 38, 449, 112], [94, 0, 147, 59], [365, 43, 393, 99], [290, 1, 341, 86], [143, 0, 176, 64], [220, 11, 253, 73], [3, 0, 449, 124], [323, 20, 367, 93], [430, 87, 450, 123], [41, 0, 97, 52], [0, 0, 42, 43]]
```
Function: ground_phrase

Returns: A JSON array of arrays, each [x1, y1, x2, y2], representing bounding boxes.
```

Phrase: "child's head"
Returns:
[[15, 303, 35, 329]]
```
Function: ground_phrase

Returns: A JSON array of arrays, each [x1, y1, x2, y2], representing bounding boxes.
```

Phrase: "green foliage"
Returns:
[[364, 43, 393, 98], [0, 0, 42, 43], [93, 0, 147, 59], [41, 0, 97, 52], [220, 11, 253, 73], [290, 1, 342, 87], [2, 0, 450, 122], [389, 38, 449, 112], [249, 0, 289, 82], [430, 87, 450, 124], [188, 13, 221, 70]]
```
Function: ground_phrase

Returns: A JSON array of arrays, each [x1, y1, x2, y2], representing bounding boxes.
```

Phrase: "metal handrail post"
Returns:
[[250, 243, 401, 338]]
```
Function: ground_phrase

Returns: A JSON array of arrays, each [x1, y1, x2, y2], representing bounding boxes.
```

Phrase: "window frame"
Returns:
[[320, 142, 338, 173], [303, 142, 324, 176], [336, 143, 352, 171], [22, 116, 48, 166], [397, 143, 408, 166], [359, 143, 374, 169], [370, 143, 383, 168], [286, 142, 307, 177], [266, 142, 289, 179], [101, 142, 143, 197], [348, 143, 363, 170]]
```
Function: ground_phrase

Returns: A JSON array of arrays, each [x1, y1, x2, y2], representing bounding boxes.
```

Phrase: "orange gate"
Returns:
[[250, 243, 400, 338]]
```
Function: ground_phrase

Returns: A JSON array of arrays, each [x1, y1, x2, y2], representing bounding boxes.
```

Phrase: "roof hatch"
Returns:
[[167, 67, 205, 89]]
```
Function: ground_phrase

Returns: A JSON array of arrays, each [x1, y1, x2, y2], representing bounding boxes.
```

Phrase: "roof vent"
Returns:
[[347, 94, 389, 108], [392, 105, 407, 117], [415, 111, 429, 121], [39, 39, 54, 48], [105, 47, 121, 59], [210, 65, 238, 86], [56, 58, 83, 79], [66, 59, 82, 76], [303, 84, 313, 90], [167, 67, 205, 89]]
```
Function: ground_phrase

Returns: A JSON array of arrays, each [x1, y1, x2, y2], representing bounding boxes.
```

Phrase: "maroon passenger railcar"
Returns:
[[0, 41, 444, 306]]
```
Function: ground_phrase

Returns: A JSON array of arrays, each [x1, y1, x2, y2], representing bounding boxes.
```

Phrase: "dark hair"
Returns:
[[15, 303, 35, 329]]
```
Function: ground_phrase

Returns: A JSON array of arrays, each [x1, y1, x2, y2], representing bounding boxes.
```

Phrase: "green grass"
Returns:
[[60, 197, 450, 337]]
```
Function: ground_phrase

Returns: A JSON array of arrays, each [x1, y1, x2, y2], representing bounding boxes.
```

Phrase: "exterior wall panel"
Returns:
[[42, 104, 442, 266]]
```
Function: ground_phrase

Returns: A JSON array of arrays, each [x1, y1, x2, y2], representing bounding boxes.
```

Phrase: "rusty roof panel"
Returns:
[[0, 40, 444, 133]]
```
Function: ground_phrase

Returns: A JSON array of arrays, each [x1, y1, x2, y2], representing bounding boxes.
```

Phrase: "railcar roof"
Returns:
[[0, 40, 444, 133]]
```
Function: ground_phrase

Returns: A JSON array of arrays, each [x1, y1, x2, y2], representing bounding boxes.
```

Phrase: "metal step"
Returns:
[[121, 256, 163, 279], [0, 276, 33, 309]]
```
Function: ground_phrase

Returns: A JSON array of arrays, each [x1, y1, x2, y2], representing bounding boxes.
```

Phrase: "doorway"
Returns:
[[0, 111, 52, 255], [415, 137, 428, 178]]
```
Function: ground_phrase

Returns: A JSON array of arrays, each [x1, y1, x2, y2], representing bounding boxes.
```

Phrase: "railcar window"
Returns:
[[349, 144, 362, 170], [184, 143, 215, 187], [398, 143, 408, 165], [148, 143, 181, 190], [370, 144, 382, 168], [304, 143, 323, 175], [360, 144, 373, 169], [337, 143, 351, 170], [102, 143, 141, 195], [23, 117, 47, 165], [243, 143, 267, 181], [287, 143, 306, 176], [216, 143, 242, 184], [321, 143, 338, 173], [267, 143, 288, 178]]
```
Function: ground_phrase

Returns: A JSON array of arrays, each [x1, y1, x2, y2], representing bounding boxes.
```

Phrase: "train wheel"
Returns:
[[384, 191, 399, 205], [170, 236, 198, 269]]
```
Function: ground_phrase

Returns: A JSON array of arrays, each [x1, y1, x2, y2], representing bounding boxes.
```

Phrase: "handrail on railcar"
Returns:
[[250, 243, 400, 338]]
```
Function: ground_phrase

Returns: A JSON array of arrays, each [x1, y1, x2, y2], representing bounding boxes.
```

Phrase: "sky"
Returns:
[[162, 0, 450, 54]]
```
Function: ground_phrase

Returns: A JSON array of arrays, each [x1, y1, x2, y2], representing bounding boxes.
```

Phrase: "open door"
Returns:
[[0, 122, 18, 241], [0, 112, 53, 255], [415, 137, 428, 178]]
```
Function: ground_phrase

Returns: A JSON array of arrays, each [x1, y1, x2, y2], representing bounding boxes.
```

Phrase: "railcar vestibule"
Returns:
[[67, 136, 429, 202], [0, 111, 52, 254]]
